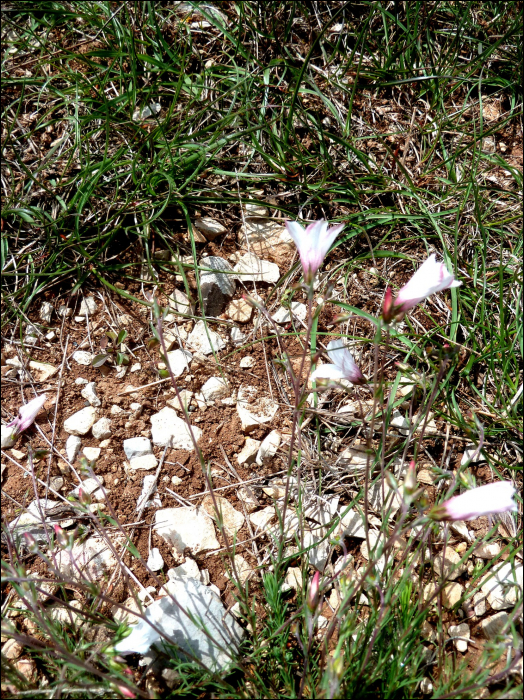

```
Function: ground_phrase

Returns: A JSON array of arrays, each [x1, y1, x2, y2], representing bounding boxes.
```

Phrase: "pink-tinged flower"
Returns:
[[383, 254, 461, 321], [310, 340, 366, 385], [115, 685, 136, 699], [7, 394, 47, 436], [285, 219, 345, 283], [307, 571, 321, 612], [429, 481, 517, 521]]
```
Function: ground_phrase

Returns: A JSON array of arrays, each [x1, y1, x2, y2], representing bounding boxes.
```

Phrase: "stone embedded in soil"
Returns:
[[168, 288, 193, 315], [337, 507, 366, 539], [367, 478, 402, 519], [154, 507, 220, 559], [481, 611, 510, 639], [339, 446, 370, 469], [249, 506, 275, 530], [237, 486, 260, 512], [48, 600, 83, 626], [194, 217, 226, 240], [239, 218, 294, 262], [28, 360, 57, 381], [231, 326, 246, 347], [256, 430, 281, 466], [72, 350, 94, 366], [166, 389, 194, 412], [65, 435, 82, 462], [15, 658, 37, 683], [239, 355, 255, 368], [480, 562, 522, 611], [201, 377, 230, 402], [70, 476, 105, 498], [114, 576, 244, 671], [168, 558, 201, 581], [2, 638, 23, 660], [165, 348, 192, 376], [236, 384, 279, 432], [450, 520, 471, 541], [441, 582, 464, 609], [63, 406, 98, 436], [460, 445, 482, 465], [1, 425, 16, 449], [448, 622, 470, 652], [56, 536, 120, 582], [202, 495, 245, 536], [236, 438, 261, 465], [129, 453, 158, 471], [39, 301, 54, 323], [226, 298, 253, 323], [81, 382, 101, 407], [233, 251, 280, 283], [433, 548, 467, 581], [82, 446, 101, 461], [390, 410, 410, 435], [147, 548, 164, 572], [92, 417, 112, 440], [112, 597, 142, 626], [285, 567, 303, 591], [75, 377, 88, 385], [230, 554, 251, 585], [303, 529, 331, 571], [150, 407, 202, 449], [475, 542, 500, 559], [78, 296, 97, 315], [243, 202, 268, 218], [188, 320, 227, 355], [123, 437, 153, 461], [271, 302, 307, 325], [199, 256, 236, 316]]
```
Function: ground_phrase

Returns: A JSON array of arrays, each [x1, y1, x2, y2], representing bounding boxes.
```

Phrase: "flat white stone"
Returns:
[[194, 217, 226, 239], [441, 582, 464, 608], [200, 256, 236, 316], [249, 506, 275, 530], [237, 486, 259, 512], [82, 447, 101, 461], [168, 558, 200, 581], [168, 289, 193, 315], [1, 425, 17, 449], [114, 576, 243, 670], [28, 361, 57, 381], [8, 498, 60, 544], [256, 430, 281, 466], [154, 507, 220, 559], [337, 507, 366, 539], [166, 389, 194, 412], [448, 622, 470, 652], [475, 542, 500, 559], [243, 202, 268, 217], [72, 351, 94, 366], [303, 529, 331, 571], [202, 495, 245, 536], [285, 567, 303, 591], [391, 410, 410, 435], [433, 548, 467, 581], [92, 417, 111, 440], [239, 219, 294, 262], [481, 562, 522, 610], [450, 521, 471, 541], [226, 298, 253, 323], [56, 535, 119, 582], [39, 301, 53, 323], [231, 327, 246, 347], [70, 476, 104, 497], [130, 363, 141, 373], [123, 437, 153, 460], [237, 438, 261, 465], [239, 355, 255, 368], [65, 435, 82, 462], [234, 252, 280, 283], [166, 349, 192, 376], [236, 384, 278, 432], [461, 445, 482, 465], [78, 297, 97, 315], [75, 377, 88, 385], [136, 474, 162, 510], [272, 302, 307, 325], [130, 454, 158, 471], [201, 377, 230, 402], [230, 554, 251, 585], [81, 382, 101, 407], [150, 407, 202, 449], [188, 320, 226, 355], [64, 407, 98, 436]]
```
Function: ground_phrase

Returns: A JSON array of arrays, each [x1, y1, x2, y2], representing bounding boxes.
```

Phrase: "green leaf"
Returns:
[[91, 353, 109, 368]]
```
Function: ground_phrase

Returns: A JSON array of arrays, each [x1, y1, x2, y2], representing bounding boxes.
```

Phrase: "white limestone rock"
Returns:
[[150, 407, 202, 449], [64, 407, 98, 436], [236, 438, 261, 465], [233, 252, 280, 283], [271, 303, 307, 325], [236, 384, 278, 432], [39, 301, 54, 323], [72, 351, 94, 366], [82, 446, 101, 461], [231, 327, 246, 347], [123, 437, 153, 461], [166, 348, 192, 377], [194, 217, 226, 240], [448, 622, 470, 652], [78, 297, 97, 315], [202, 495, 245, 536], [81, 382, 101, 407], [256, 430, 281, 466], [92, 417, 112, 440], [65, 435, 82, 462], [28, 361, 57, 381], [239, 218, 294, 262], [481, 562, 522, 611], [154, 507, 220, 560], [201, 377, 230, 402], [130, 454, 158, 471], [1, 425, 17, 449], [249, 506, 275, 531], [188, 320, 226, 355], [433, 548, 467, 581], [56, 536, 120, 582], [199, 256, 236, 316]]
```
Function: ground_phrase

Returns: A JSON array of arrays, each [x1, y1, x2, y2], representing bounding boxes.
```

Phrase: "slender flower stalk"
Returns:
[[310, 339, 366, 385], [383, 254, 461, 322], [429, 481, 517, 521], [285, 219, 345, 283], [7, 394, 47, 436]]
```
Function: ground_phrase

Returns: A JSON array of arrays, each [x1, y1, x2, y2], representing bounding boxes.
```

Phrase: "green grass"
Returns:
[[1, 1, 522, 698]]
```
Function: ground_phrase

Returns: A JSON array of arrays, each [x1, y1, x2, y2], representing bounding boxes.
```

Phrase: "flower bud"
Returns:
[[307, 571, 321, 613]]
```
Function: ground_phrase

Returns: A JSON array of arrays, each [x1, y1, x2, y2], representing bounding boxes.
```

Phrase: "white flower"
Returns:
[[285, 219, 344, 282], [311, 340, 365, 385], [430, 481, 517, 521]]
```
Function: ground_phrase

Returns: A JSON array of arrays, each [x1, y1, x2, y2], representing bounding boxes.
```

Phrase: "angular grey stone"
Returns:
[[81, 382, 101, 407], [92, 417, 112, 440], [1, 425, 17, 449], [72, 351, 94, 366], [272, 303, 307, 324], [481, 562, 522, 610], [481, 611, 510, 639], [256, 430, 281, 466], [63, 407, 98, 436], [114, 576, 243, 670], [188, 321, 226, 355], [201, 377, 229, 402], [194, 217, 226, 240], [166, 349, 192, 377], [9, 498, 60, 545], [78, 297, 97, 315], [154, 506, 219, 559], [233, 252, 280, 283], [56, 536, 120, 582], [150, 407, 202, 449], [199, 256, 236, 316], [39, 301, 53, 323], [123, 437, 153, 461]]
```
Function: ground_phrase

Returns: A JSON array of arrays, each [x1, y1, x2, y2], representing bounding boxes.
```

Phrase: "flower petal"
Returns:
[[310, 364, 346, 382]]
